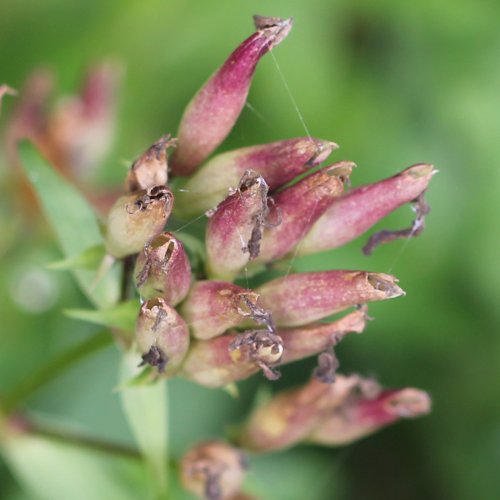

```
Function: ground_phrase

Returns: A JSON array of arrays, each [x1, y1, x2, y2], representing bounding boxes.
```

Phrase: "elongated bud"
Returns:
[[299, 163, 436, 256], [105, 186, 173, 258], [257, 271, 404, 327], [279, 308, 368, 364], [136, 298, 189, 376], [181, 330, 283, 388], [134, 232, 191, 304], [256, 161, 354, 262], [205, 172, 269, 280], [125, 135, 176, 192], [309, 387, 431, 446], [172, 16, 293, 176], [176, 138, 337, 216], [180, 441, 248, 500], [239, 375, 364, 452], [180, 281, 261, 340]]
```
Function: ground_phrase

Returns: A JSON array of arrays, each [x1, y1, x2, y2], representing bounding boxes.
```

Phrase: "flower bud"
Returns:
[[299, 163, 436, 255], [239, 375, 363, 452], [180, 441, 247, 500], [171, 16, 293, 176], [256, 161, 354, 263], [105, 186, 173, 258], [180, 281, 260, 340], [309, 387, 431, 446], [205, 172, 269, 280], [176, 138, 337, 217], [181, 330, 283, 388], [134, 232, 191, 305], [278, 308, 368, 364], [257, 271, 404, 327], [125, 134, 176, 192], [136, 297, 189, 376]]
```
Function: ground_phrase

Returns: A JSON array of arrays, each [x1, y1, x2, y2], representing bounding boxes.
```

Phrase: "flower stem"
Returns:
[[1, 330, 113, 413]]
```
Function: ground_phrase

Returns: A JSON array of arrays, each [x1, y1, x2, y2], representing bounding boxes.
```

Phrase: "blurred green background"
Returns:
[[1, 0, 499, 499]]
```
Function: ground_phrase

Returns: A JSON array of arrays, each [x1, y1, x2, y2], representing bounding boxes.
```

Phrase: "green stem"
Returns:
[[1, 330, 113, 413]]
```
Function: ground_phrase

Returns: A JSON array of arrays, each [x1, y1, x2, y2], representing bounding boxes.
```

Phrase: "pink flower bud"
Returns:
[[171, 16, 293, 176], [205, 172, 269, 280], [180, 281, 260, 340], [176, 138, 337, 216], [256, 161, 354, 262], [278, 308, 368, 364], [105, 186, 173, 258], [257, 271, 404, 327], [299, 163, 436, 255], [134, 232, 191, 305], [125, 135, 176, 192], [180, 441, 247, 500], [181, 330, 283, 388], [239, 375, 363, 451], [309, 386, 431, 446], [136, 298, 190, 376]]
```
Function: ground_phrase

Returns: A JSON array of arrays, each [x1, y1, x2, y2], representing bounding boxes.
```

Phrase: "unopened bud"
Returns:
[[309, 386, 431, 446], [257, 271, 404, 327], [239, 376, 362, 452], [176, 138, 337, 216], [279, 308, 369, 364], [180, 281, 260, 340], [134, 232, 191, 304], [105, 186, 173, 258], [181, 329, 283, 388], [172, 16, 293, 176], [125, 135, 176, 192], [299, 163, 436, 255], [256, 161, 354, 263], [136, 298, 189, 376], [205, 172, 269, 280], [180, 441, 247, 500]]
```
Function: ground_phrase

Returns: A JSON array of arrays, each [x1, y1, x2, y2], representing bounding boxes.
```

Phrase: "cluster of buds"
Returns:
[[98, 15, 434, 499]]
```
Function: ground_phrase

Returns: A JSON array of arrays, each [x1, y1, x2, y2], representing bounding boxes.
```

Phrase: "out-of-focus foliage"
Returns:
[[0, 0, 499, 499]]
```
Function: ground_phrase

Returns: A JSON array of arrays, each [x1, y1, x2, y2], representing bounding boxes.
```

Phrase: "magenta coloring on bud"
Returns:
[[177, 138, 337, 216], [299, 163, 436, 256], [278, 308, 368, 364], [309, 386, 431, 446], [180, 281, 260, 340], [205, 172, 269, 280], [134, 232, 191, 305], [257, 162, 354, 262], [171, 16, 293, 176], [257, 271, 404, 327]]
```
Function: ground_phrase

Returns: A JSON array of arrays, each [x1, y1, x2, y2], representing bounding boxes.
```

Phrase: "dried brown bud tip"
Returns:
[[180, 441, 247, 500], [136, 298, 189, 376], [134, 232, 191, 305], [125, 134, 176, 192], [105, 186, 173, 258], [229, 330, 283, 380]]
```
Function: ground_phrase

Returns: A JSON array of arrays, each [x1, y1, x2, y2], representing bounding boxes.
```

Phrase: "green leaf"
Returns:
[[119, 351, 169, 499], [18, 142, 119, 307], [64, 299, 139, 333], [47, 244, 106, 271], [1, 433, 148, 500]]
